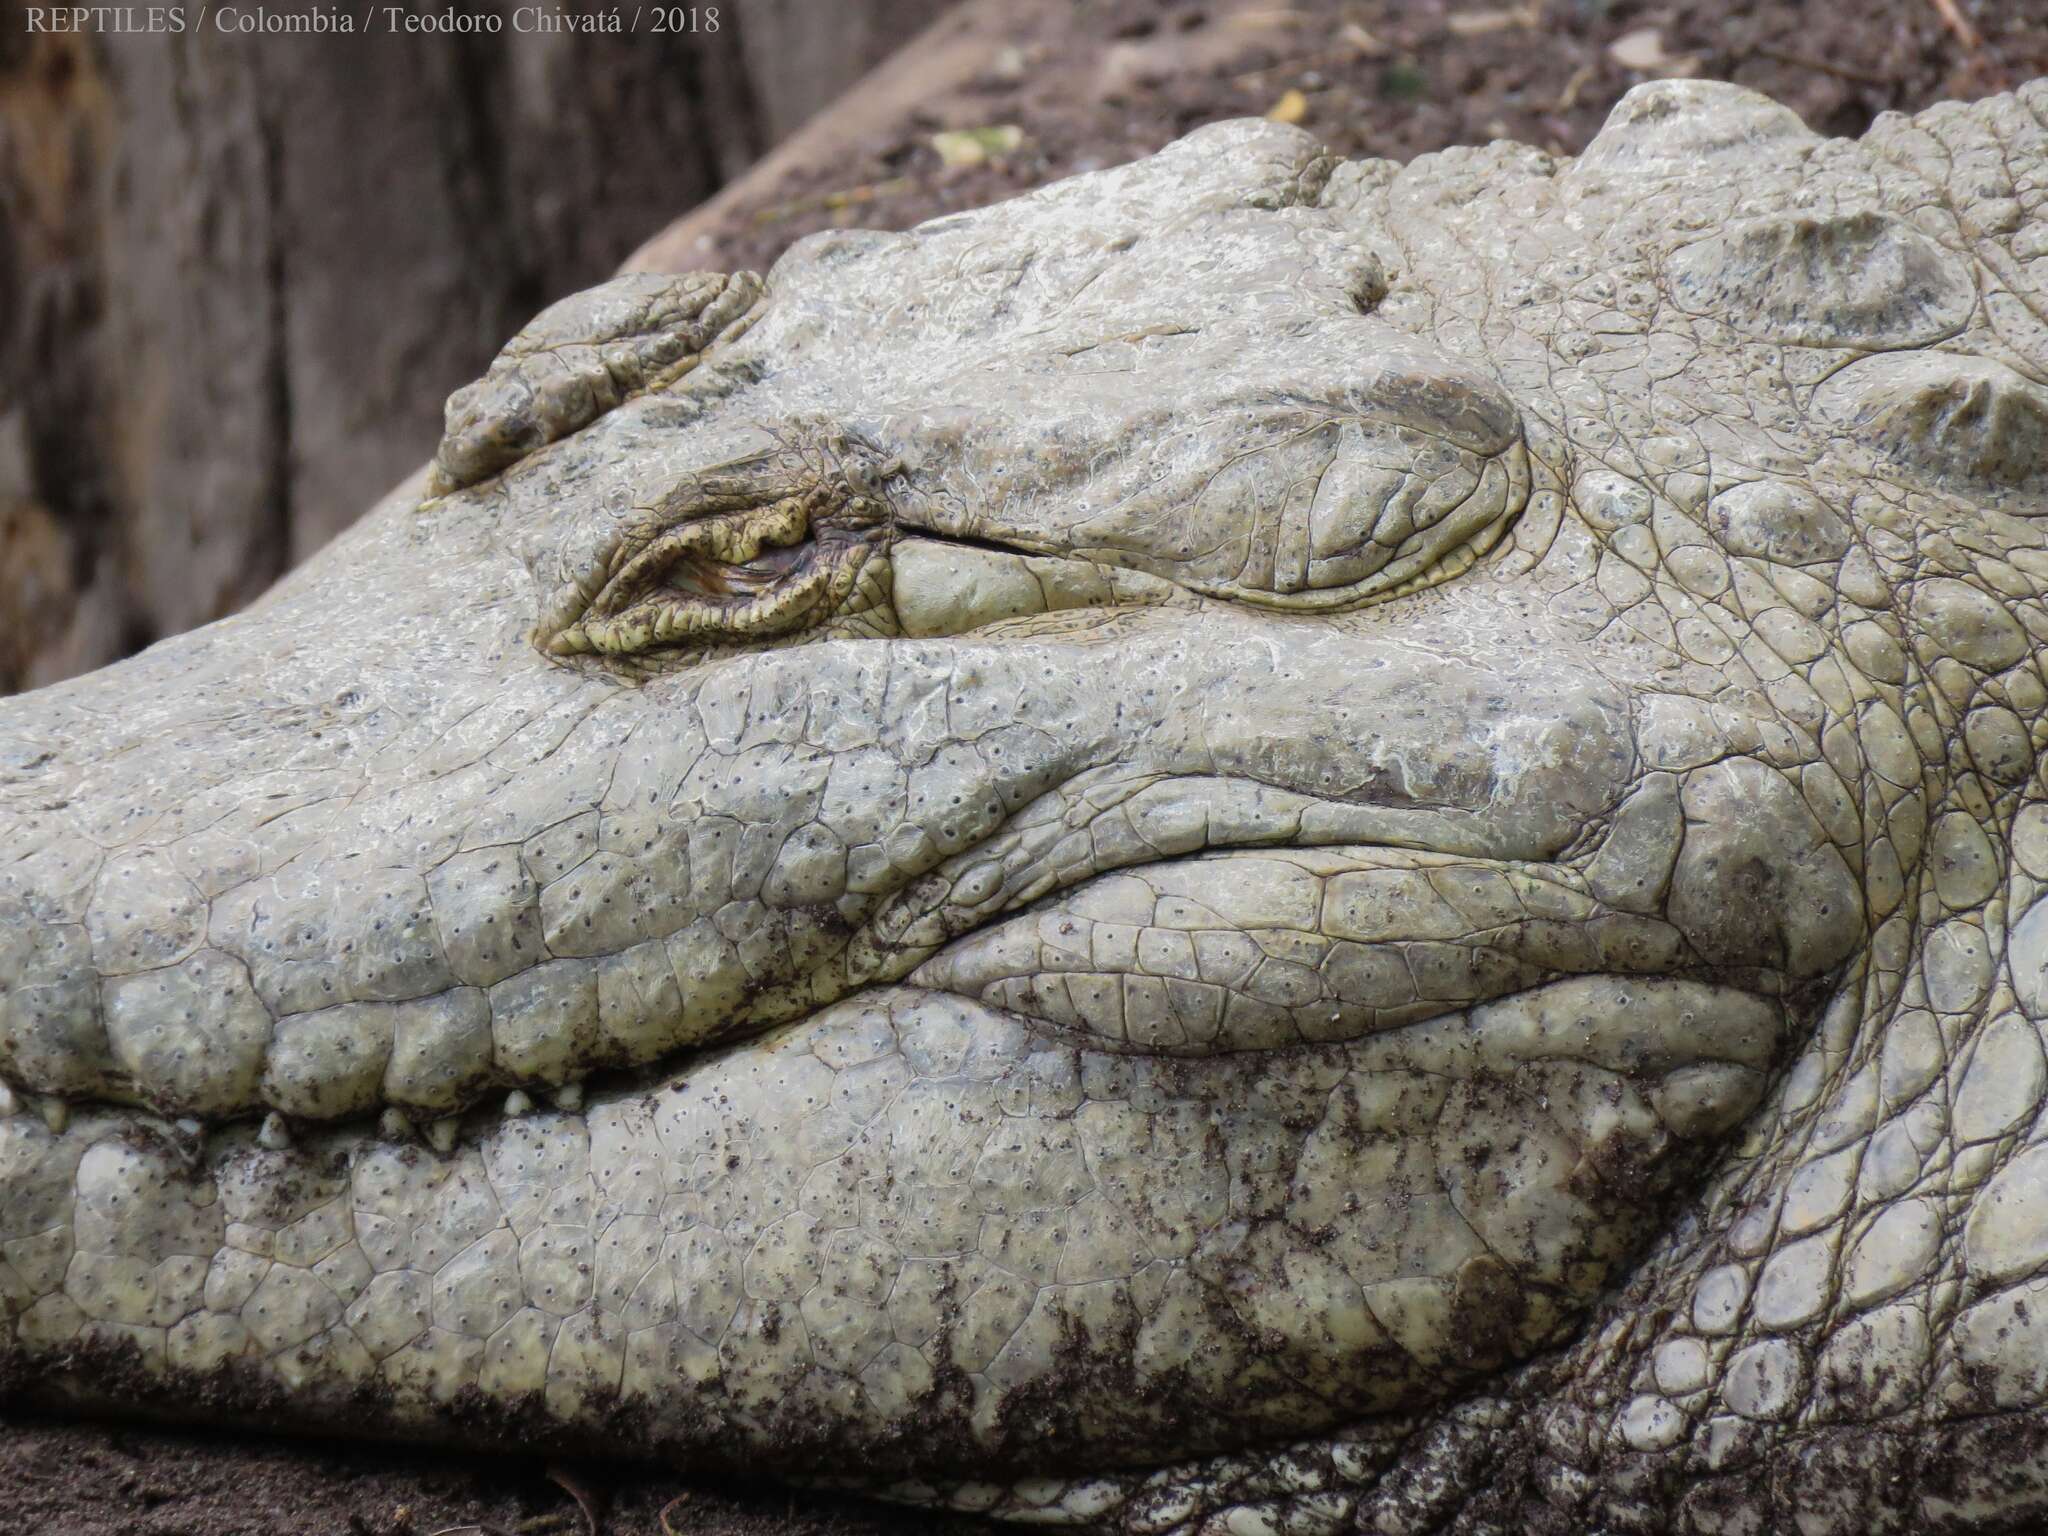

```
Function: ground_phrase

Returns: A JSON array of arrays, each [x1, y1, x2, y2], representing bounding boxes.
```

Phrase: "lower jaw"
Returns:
[[0, 965, 1790, 1478]]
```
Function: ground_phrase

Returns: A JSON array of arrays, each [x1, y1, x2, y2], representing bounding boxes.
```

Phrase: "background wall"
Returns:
[[0, 0, 949, 691]]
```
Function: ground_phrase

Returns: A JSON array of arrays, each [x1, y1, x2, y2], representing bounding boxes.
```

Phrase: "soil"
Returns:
[[675, 0, 2048, 278], [0, 1413, 983, 1536], [7, 0, 2048, 1532]]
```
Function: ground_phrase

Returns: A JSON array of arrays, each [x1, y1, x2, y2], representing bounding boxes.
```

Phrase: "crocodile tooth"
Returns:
[[0, 1083, 17, 1118], [379, 1109, 416, 1143], [256, 1112, 292, 1150], [552, 1082, 585, 1111], [426, 1117, 460, 1154], [504, 1090, 536, 1118], [36, 1097, 67, 1134]]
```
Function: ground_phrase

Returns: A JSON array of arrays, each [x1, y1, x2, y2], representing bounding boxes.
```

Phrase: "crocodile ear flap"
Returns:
[[425, 269, 763, 498]]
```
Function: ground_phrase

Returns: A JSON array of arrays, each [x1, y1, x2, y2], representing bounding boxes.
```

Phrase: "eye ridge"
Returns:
[[538, 389, 1530, 660]]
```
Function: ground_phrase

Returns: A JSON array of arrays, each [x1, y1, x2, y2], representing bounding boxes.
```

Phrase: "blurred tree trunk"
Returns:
[[0, 0, 949, 691]]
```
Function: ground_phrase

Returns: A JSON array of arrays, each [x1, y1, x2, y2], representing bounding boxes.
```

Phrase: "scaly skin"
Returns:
[[3, 79, 2048, 1533]]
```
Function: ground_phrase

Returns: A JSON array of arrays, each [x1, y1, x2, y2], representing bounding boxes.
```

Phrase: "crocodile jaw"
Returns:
[[4, 73, 2048, 1536]]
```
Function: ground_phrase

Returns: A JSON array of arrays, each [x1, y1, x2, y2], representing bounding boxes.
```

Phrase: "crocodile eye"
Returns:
[[535, 448, 895, 658]]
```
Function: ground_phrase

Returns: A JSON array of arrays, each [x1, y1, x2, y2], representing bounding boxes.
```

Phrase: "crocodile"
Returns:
[[3, 77, 2048, 1534]]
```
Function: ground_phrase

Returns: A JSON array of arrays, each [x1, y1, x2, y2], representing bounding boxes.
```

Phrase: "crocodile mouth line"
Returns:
[[0, 812, 1807, 1173]]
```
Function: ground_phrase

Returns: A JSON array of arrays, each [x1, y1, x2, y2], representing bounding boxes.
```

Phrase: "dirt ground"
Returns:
[[0, 1413, 988, 1536], [677, 0, 2048, 278], [6, 0, 2047, 1532]]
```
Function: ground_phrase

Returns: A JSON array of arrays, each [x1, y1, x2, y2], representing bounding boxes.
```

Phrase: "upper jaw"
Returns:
[[0, 461, 1641, 1134]]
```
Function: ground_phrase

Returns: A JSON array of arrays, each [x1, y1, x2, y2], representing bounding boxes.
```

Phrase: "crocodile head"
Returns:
[[4, 79, 2048, 1533]]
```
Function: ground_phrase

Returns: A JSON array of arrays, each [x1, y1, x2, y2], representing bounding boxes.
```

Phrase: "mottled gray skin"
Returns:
[[5, 79, 2048, 1535]]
